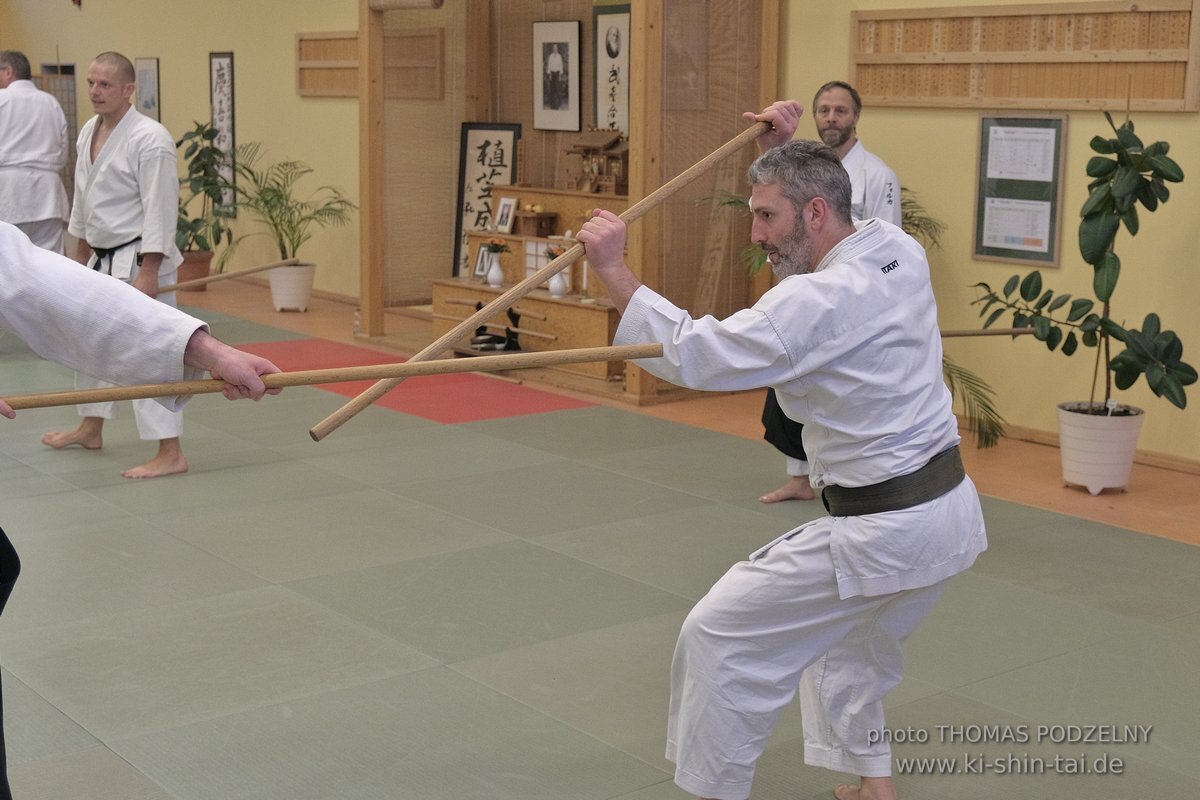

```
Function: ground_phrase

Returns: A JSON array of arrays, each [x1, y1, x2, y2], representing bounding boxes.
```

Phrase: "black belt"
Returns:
[[89, 237, 141, 270], [822, 446, 965, 517]]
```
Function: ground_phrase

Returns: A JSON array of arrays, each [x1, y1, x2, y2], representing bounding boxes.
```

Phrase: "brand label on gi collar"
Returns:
[[880, 259, 899, 274]]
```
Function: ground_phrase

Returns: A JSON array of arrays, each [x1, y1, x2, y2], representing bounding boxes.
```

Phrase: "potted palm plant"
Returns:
[[972, 112, 1194, 494], [222, 141, 356, 311], [175, 120, 234, 289]]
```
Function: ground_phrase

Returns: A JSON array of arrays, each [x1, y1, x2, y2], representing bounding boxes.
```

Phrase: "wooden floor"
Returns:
[[181, 279, 1200, 547]]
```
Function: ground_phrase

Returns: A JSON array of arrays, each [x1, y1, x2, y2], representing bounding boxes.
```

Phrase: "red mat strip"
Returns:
[[239, 338, 593, 424]]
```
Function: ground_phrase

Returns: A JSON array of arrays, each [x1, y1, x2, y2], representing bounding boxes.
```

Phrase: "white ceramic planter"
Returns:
[[268, 262, 317, 312], [1056, 401, 1145, 495]]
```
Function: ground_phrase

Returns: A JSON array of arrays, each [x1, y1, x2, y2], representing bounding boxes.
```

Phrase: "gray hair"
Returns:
[[746, 139, 853, 223], [812, 80, 862, 116], [0, 50, 32, 81]]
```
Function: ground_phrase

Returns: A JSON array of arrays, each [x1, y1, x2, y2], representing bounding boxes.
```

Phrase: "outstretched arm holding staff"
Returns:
[[307, 119, 773, 441], [0, 220, 282, 798]]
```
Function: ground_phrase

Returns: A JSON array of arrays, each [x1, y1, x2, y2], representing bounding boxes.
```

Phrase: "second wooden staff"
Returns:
[[3, 344, 663, 411], [308, 120, 772, 441]]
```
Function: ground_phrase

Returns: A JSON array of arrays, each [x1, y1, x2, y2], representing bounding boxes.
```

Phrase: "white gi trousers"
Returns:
[[666, 516, 945, 800], [75, 252, 183, 441]]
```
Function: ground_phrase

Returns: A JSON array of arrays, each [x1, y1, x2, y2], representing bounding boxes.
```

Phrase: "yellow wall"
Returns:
[[780, 0, 1200, 463], [5, 0, 1196, 461], [0, 0, 361, 297]]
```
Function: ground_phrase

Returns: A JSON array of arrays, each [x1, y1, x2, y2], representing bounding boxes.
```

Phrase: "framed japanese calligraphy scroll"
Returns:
[[453, 122, 521, 276], [593, 4, 629, 135], [209, 51, 236, 215], [134, 57, 160, 121]]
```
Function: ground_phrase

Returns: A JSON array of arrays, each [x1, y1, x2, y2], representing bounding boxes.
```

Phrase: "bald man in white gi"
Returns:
[[0, 50, 70, 254], [0, 220, 282, 800], [41, 51, 190, 478], [576, 102, 986, 800], [760, 80, 902, 505]]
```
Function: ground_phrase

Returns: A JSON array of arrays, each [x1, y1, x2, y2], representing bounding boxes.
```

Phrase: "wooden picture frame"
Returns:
[[209, 51, 236, 215], [494, 196, 517, 233], [533, 20, 581, 131], [453, 122, 521, 276], [473, 244, 490, 279], [593, 5, 630, 135], [133, 57, 160, 121], [973, 113, 1067, 267]]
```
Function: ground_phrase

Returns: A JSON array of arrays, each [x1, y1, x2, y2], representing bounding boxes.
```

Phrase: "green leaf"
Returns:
[[1093, 251, 1120, 302], [1033, 289, 1053, 311], [1032, 316, 1051, 340], [1046, 326, 1063, 351], [1086, 156, 1118, 177], [1152, 180, 1170, 202], [1067, 298, 1094, 322], [1171, 361, 1198, 386], [1019, 271, 1042, 302], [1115, 124, 1143, 152], [1089, 134, 1115, 154], [1047, 293, 1070, 312], [1136, 179, 1159, 211], [1145, 140, 1168, 157], [1002, 275, 1019, 297], [1111, 165, 1141, 198], [1158, 376, 1187, 409], [1149, 154, 1184, 182], [1062, 331, 1079, 356], [1079, 212, 1119, 264], [1083, 330, 1099, 347], [1146, 363, 1166, 393], [1119, 205, 1139, 236], [1100, 317, 1128, 342], [984, 307, 1007, 328], [1079, 183, 1113, 218], [1141, 313, 1162, 340], [1125, 329, 1157, 359]]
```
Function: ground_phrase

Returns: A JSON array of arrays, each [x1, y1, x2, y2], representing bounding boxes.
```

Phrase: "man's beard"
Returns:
[[768, 226, 817, 280], [819, 125, 852, 150]]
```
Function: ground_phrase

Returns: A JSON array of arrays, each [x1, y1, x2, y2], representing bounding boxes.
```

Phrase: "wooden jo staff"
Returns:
[[158, 258, 301, 293], [308, 120, 773, 442], [1, 344, 663, 411]]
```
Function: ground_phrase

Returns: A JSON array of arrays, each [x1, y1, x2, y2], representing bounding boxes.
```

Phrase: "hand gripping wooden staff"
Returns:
[[308, 120, 772, 441], [1, 344, 662, 411]]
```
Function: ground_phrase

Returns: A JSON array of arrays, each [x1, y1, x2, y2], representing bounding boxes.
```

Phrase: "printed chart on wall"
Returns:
[[974, 114, 1066, 266]]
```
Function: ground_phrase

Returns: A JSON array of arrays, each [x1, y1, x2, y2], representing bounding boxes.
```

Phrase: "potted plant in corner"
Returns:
[[222, 141, 356, 311], [972, 111, 1195, 494], [175, 120, 234, 290]]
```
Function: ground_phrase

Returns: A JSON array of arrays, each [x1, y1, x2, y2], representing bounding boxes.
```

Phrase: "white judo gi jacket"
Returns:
[[842, 140, 900, 227], [614, 219, 986, 598], [0, 80, 69, 226], [0, 222, 202, 408], [69, 108, 181, 280]]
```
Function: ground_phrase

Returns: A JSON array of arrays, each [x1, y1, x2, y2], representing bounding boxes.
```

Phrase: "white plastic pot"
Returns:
[[268, 262, 317, 312], [1056, 401, 1145, 495]]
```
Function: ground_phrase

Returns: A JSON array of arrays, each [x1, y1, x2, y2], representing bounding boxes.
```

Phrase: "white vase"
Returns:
[[1056, 401, 1145, 495], [548, 270, 569, 298], [268, 262, 317, 312], [485, 251, 504, 287]]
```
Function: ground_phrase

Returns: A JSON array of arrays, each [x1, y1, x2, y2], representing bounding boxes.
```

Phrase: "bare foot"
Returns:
[[121, 438, 188, 479], [759, 475, 816, 503], [833, 777, 898, 800], [41, 421, 103, 450]]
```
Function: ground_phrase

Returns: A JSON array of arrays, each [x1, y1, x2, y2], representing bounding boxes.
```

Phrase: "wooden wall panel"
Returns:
[[852, 0, 1200, 110]]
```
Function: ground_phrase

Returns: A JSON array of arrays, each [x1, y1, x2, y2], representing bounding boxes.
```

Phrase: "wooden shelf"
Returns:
[[430, 278, 621, 381]]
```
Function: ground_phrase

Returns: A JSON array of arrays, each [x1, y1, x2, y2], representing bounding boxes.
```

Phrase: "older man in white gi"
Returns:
[[0, 50, 70, 254], [576, 102, 987, 800], [41, 51, 190, 479], [760, 81, 903, 505], [0, 220, 282, 800]]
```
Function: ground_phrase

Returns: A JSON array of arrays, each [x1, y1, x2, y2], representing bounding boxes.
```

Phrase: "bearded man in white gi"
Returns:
[[41, 51, 190, 479], [0, 50, 70, 254], [576, 102, 987, 800], [760, 81, 903, 505], [0, 220, 282, 800]]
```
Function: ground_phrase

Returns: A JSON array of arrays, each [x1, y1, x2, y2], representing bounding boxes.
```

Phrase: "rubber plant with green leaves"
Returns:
[[175, 120, 234, 259], [972, 111, 1194, 411]]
